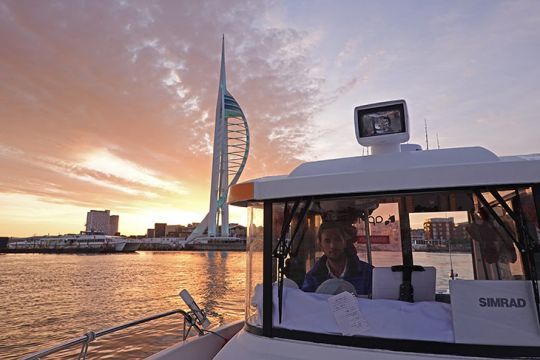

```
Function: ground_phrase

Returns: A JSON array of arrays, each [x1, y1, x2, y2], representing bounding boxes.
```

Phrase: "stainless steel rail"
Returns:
[[21, 309, 202, 360]]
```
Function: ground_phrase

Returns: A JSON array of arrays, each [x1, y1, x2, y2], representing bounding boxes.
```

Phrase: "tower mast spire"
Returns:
[[208, 36, 227, 236], [424, 119, 429, 150], [218, 35, 229, 236], [187, 37, 250, 243]]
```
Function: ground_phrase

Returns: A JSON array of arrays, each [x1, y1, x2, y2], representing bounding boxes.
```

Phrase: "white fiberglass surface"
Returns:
[[215, 330, 475, 360]]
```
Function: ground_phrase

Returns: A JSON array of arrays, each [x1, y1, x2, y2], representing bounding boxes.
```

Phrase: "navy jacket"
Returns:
[[301, 251, 373, 295]]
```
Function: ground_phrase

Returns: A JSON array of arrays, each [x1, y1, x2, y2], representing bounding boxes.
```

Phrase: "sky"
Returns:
[[1, 0, 539, 237]]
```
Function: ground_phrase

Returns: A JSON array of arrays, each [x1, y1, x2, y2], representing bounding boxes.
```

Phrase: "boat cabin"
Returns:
[[228, 100, 540, 358]]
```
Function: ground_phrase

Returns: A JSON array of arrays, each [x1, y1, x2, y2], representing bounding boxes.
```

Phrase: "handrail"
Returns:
[[21, 309, 199, 360]]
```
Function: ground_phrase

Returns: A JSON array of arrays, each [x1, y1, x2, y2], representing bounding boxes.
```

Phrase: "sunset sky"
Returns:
[[1, 1, 539, 237]]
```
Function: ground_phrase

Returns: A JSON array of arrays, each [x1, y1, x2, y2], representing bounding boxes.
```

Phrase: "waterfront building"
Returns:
[[110, 215, 119, 235], [165, 225, 181, 237], [85, 210, 120, 235], [165, 224, 197, 237], [179, 223, 197, 238], [423, 217, 455, 246], [145, 223, 199, 239], [154, 223, 167, 237], [229, 224, 247, 238], [0, 237, 8, 249], [86, 210, 110, 234], [411, 229, 426, 245]]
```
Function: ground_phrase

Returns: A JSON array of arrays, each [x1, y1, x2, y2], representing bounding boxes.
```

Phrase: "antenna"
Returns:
[[448, 237, 456, 280], [436, 133, 440, 149], [424, 119, 429, 150], [446, 212, 457, 280]]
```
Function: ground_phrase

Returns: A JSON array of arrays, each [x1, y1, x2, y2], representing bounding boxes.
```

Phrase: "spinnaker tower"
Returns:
[[187, 37, 249, 242]]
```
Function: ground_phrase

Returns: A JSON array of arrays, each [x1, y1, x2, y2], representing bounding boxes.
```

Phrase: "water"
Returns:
[[1, 251, 472, 359], [1, 252, 246, 359]]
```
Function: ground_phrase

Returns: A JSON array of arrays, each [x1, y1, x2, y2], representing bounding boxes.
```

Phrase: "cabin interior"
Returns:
[[243, 186, 540, 354]]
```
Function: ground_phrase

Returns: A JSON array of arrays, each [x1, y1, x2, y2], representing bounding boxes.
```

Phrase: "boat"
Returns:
[[6, 233, 141, 253], [153, 99, 540, 359], [22, 99, 540, 359], [183, 236, 246, 251]]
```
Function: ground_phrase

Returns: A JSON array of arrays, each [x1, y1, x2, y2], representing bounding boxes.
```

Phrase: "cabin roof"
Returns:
[[229, 147, 540, 204]]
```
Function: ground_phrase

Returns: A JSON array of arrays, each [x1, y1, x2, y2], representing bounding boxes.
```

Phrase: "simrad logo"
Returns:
[[479, 297, 527, 308]]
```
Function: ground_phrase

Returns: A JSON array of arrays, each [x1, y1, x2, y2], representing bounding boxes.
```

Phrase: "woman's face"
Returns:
[[320, 228, 346, 261]]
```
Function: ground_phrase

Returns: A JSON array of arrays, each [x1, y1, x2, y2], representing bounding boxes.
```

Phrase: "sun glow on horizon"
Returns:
[[0, 192, 248, 238]]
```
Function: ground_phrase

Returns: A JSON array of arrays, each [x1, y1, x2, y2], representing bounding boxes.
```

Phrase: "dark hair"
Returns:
[[318, 222, 356, 243]]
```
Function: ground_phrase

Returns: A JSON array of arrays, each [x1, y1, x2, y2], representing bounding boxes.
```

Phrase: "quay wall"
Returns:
[[0, 248, 125, 254]]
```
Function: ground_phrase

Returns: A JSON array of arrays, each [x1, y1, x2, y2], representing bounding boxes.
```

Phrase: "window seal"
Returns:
[[267, 327, 540, 358]]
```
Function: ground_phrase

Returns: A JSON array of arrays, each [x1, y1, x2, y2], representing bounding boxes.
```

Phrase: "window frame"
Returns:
[[246, 183, 540, 357]]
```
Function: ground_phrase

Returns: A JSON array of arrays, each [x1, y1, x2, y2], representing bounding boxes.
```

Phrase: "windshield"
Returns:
[[246, 186, 540, 350]]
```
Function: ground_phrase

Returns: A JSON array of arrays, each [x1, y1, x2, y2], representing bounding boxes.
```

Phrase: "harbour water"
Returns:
[[1, 251, 472, 359], [1, 252, 246, 359]]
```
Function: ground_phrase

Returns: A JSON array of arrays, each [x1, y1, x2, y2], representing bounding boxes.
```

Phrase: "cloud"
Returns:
[[80, 149, 187, 194], [3, 0, 539, 236], [290, 1, 540, 160], [0, 144, 187, 202], [0, 0, 331, 234], [336, 39, 359, 67]]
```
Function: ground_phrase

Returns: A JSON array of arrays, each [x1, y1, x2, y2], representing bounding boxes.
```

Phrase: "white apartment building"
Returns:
[[109, 215, 119, 235], [86, 210, 119, 235]]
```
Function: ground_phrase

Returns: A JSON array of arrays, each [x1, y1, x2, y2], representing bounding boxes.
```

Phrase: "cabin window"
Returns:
[[406, 189, 532, 289], [272, 196, 403, 294], [408, 191, 475, 292], [522, 188, 540, 243], [521, 187, 540, 279], [246, 202, 264, 326], [410, 209, 474, 291], [248, 186, 540, 349]]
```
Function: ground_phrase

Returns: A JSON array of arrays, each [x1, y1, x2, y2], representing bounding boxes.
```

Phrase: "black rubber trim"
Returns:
[[245, 322, 264, 336], [263, 201, 273, 337], [263, 184, 540, 205], [268, 328, 540, 359], [245, 324, 540, 358]]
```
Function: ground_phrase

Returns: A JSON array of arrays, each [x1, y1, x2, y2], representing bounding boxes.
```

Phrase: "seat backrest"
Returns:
[[372, 266, 436, 301]]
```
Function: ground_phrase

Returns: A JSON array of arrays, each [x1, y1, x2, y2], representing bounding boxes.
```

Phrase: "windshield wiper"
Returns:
[[476, 190, 540, 326], [272, 198, 312, 323]]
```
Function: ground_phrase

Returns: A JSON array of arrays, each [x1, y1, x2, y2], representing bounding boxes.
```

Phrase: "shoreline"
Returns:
[[0, 248, 246, 254]]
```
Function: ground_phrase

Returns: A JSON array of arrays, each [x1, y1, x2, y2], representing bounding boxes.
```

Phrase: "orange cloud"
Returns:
[[0, 1, 324, 236]]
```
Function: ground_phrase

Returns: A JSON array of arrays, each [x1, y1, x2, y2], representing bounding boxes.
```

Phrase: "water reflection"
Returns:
[[2, 250, 471, 359], [1, 252, 246, 360], [201, 251, 227, 323]]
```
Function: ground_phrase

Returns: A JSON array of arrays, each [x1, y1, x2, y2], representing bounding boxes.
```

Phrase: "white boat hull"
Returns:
[[122, 241, 141, 252], [147, 321, 244, 360], [7, 235, 141, 253], [148, 323, 514, 360], [213, 329, 496, 360], [114, 241, 126, 251]]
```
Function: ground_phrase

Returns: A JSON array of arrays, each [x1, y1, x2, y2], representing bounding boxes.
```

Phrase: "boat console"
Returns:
[[223, 100, 540, 359]]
